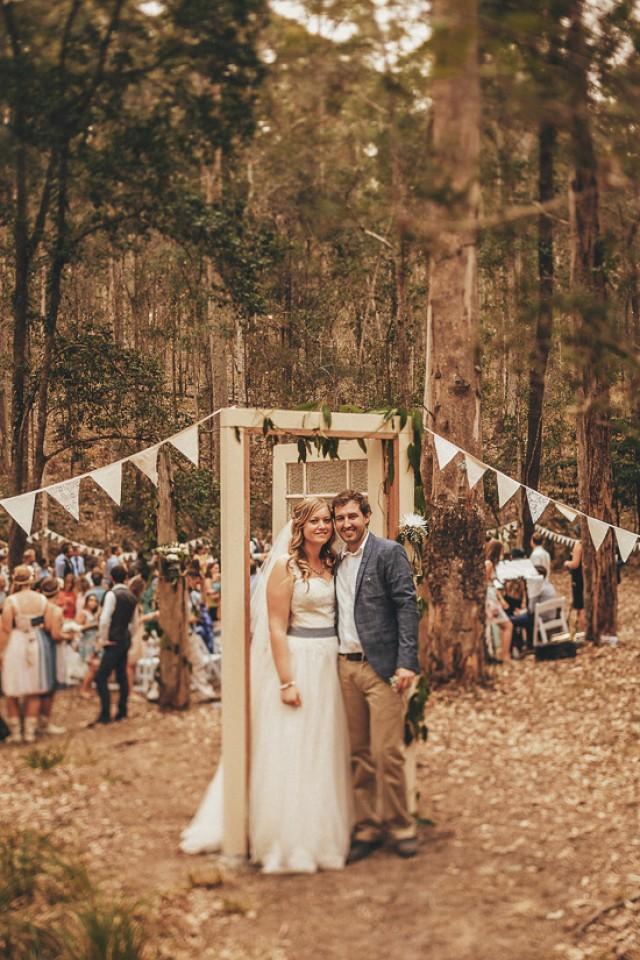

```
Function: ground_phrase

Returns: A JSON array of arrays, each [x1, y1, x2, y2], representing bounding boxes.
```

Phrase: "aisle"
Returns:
[[2, 570, 639, 960]]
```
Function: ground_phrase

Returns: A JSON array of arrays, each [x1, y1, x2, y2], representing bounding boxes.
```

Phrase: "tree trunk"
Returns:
[[157, 447, 191, 709], [420, 0, 485, 683], [523, 119, 556, 548], [567, 2, 617, 641]]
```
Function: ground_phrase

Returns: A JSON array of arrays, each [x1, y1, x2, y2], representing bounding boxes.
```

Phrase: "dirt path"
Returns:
[[2, 572, 640, 960]]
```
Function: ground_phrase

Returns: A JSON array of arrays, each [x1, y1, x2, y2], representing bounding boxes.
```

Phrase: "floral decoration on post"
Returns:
[[396, 512, 428, 584], [156, 543, 189, 586]]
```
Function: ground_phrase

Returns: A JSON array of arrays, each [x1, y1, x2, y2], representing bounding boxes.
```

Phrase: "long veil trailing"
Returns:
[[179, 522, 293, 855]]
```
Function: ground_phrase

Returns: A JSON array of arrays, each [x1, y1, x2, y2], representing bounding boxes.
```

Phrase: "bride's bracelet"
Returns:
[[279, 680, 296, 691]]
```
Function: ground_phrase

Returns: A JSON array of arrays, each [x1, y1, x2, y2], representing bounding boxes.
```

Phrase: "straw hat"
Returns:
[[12, 564, 33, 585], [41, 577, 59, 599]]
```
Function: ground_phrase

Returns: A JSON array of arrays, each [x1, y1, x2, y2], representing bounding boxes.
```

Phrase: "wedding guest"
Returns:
[[54, 543, 74, 580], [484, 539, 513, 662], [85, 570, 107, 606], [90, 565, 137, 725], [205, 560, 221, 623], [105, 546, 123, 582], [69, 546, 85, 577], [564, 538, 585, 632], [37, 578, 66, 736], [57, 573, 78, 621], [74, 576, 90, 617], [529, 532, 551, 577], [509, 565, 558, 647], [127, 575, 152, 694], [77, 594, 101, 699], [23, 548, 46, 584], [0, 566, 57, 743], [193, 543, 212, 576]]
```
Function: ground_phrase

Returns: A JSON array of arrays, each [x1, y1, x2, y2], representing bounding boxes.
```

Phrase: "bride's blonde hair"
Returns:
[[288, 497, 336, 582]]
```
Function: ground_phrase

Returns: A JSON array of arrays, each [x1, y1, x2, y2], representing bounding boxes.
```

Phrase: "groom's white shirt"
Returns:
[[336, 531, 369, 654]]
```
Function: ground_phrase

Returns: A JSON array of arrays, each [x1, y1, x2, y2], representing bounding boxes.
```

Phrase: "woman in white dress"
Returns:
[[181, 497, 353, 873]]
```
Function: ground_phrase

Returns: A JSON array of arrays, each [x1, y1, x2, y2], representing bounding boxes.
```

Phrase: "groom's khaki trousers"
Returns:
[[338, 657, 416, 842]]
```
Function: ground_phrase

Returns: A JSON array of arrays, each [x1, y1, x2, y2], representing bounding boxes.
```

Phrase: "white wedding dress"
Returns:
[[181, 563, 353, 873]]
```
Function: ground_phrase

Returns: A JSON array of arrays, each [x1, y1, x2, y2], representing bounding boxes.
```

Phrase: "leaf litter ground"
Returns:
[[1, 568, 639, 960]]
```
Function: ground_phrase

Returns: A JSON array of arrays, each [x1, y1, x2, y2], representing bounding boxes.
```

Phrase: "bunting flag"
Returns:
[[555, 502, 578, 523], [130, 444, 161, 486], [526, 488, 550, 523], [0, 491, 37, 536], [168, 425, 199, 466], [614, 526, 638, 563], [496, 471, 521, 509], [433, 434, 460, 470], [464, 454, 487, 490], [90, 462, 123, 505], [47, 478, 81, 521], [587, 516, 610, 551]]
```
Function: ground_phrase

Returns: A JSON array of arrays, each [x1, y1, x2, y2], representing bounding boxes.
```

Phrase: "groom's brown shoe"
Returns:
[[346, 838, 383, 865]]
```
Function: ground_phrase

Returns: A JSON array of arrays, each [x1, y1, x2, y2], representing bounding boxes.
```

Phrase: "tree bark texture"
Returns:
[[157, 447, 191, 710], [420, 0, 485, 683], [567, 2, 617, 641], [523, 119, 556, 548]]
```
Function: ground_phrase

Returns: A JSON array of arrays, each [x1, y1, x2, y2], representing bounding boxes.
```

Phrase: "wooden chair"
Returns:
[[533, 596, 570, 647]]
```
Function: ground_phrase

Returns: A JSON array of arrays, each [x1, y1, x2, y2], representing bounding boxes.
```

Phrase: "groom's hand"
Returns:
[[393, 668, 416, 694]]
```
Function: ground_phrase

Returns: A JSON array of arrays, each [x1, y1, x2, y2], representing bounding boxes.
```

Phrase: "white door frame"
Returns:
[[220, 408, 415, 857]]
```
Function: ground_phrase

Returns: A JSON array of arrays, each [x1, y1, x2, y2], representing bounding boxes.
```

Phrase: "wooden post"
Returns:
[[157, 447, 191, 710], [220, 412, 250, 858]]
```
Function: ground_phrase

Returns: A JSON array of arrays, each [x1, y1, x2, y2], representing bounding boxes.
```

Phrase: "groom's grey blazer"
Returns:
[[335, 532, 420, 681]]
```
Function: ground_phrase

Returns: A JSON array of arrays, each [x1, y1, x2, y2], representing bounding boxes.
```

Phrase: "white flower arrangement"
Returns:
[[396, 512, 428, 584], [156, 542, 190, 563], [397, 513, 428, 547]]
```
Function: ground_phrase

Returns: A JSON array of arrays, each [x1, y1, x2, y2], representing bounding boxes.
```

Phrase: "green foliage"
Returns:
[[0, 831, 146, 960], [24, 743, 66, 771], [48, 328, 169, 460], [173, 468, 220, 544], [404, 675, 430, 746]]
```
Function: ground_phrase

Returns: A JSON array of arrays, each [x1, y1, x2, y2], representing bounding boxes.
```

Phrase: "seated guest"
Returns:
[[485, 539, 513, 662], [509, 565, 558, 648]]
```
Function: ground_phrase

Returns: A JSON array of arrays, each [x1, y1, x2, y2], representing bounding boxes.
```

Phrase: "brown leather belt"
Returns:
[[339, 652, 367, 662]]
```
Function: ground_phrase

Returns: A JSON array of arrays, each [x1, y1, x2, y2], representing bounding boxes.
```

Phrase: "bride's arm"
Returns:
[[266, 557, 300, 707]]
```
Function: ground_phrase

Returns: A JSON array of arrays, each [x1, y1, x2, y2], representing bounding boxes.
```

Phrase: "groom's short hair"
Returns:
[[331, 490, 371, 517]]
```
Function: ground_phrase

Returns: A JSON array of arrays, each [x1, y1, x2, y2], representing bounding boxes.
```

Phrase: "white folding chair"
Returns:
[[533, 596, 570, 647], [135, 655, 159, 694]]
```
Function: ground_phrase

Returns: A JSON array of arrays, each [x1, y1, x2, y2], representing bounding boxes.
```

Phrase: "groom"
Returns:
[[332, 489, 420, 862]]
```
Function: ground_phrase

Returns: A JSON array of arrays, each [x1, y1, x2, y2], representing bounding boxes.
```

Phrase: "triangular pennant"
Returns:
[[1, 491, 37, 535], [526, 488, 550, 523], [90, 462, 122, 505], [168, 425, 199, 466], [433, 434, 460, 470], [587, 516, 610, 552], [47, 478, 81, 521], [130, 444, 160, 486], [555, 502, 577, 522], [464, 454, 487, 489], [614, 526, 638, 563], [496, 471, 521, 509]]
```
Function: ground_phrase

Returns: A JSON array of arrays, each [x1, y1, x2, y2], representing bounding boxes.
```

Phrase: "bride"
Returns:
[[180, 496, 353, 873]]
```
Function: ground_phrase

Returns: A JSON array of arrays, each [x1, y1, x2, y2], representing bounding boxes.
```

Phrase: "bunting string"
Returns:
[[426, 426, 639, 559], [0, 408, 225, 536], [1, 408, 638, 562], [29, 526, 213, 560]]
